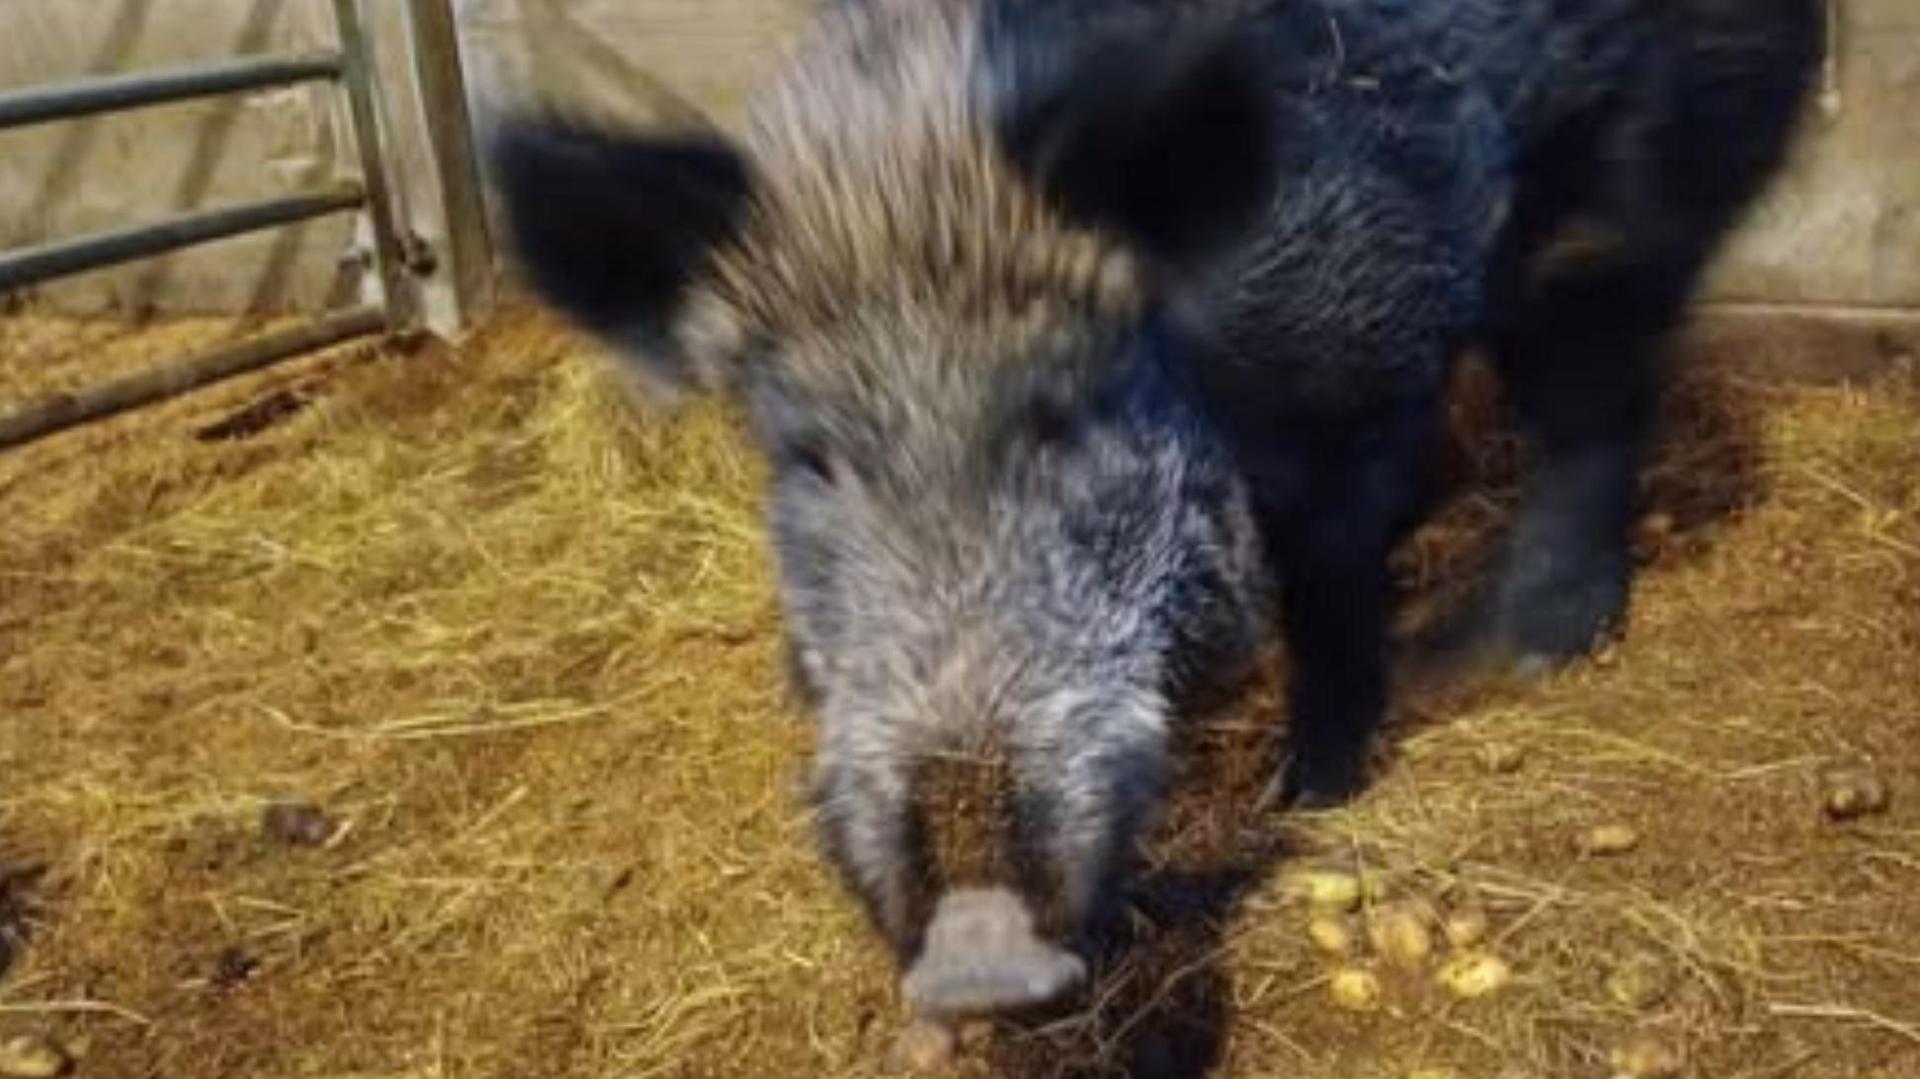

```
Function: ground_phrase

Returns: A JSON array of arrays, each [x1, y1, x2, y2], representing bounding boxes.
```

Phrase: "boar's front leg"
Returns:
[[1465, 234, 1704, 673], [1275, 519, 1389, 807], [1264, 416, 1441, 808]]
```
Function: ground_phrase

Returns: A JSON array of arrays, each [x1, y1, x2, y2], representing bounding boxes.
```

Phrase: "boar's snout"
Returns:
[[902, 886, 1089, 1017]]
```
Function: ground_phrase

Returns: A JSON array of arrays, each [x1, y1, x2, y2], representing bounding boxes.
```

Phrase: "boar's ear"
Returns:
[[986, 17, 1275, 269], [488, 113, 753, 390]]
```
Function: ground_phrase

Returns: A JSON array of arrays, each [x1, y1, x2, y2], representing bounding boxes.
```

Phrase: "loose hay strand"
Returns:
[[1767, 1002, 1920, 1047], [0, 1001, 153, 1026]]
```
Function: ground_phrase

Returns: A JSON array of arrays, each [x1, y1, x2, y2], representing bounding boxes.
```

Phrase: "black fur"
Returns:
[[489, 117, 753, 387], [485, 0, 1824, 999], [984, 4, 1278, 268], [1169, 0, 1821, 802]]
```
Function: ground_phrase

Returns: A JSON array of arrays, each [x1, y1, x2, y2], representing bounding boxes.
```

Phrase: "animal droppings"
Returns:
[[260, 800, 337, 847], [1632, 511, 1676, 558], [1479, 742, 1527, 774], [1821, 769, 1889, 821], [1441, 900, 1490, 950]]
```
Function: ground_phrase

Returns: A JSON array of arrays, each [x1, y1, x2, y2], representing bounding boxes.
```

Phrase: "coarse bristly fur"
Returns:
[[486, 0, 1822, 1019]]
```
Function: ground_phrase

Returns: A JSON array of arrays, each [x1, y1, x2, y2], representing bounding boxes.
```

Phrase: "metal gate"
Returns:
[[0, 0, 489, 450]]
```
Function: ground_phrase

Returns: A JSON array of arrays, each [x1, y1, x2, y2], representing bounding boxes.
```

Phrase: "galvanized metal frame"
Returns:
[[0, 0, 484, 451], [0, 185, 367, 293], [329, 0, 416, 330], [403, 0, 497, 328], [0, 52, 344, 129], [0, 307, 388, 450]]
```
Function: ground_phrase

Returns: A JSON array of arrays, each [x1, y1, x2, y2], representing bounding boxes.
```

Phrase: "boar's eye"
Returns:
[[1023, 393, 1081, 448], [779, 435, 838, 485], [747, 375, 842, 486]]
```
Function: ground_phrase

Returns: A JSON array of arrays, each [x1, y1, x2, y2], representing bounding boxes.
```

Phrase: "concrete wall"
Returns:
[[1703, 0, 1920, 309], [0, 0, 354, 314], [0, 0, 1913, 317]]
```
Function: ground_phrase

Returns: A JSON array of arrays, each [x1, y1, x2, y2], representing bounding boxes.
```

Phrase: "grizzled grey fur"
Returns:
[[488, 0, 1821, 1016]]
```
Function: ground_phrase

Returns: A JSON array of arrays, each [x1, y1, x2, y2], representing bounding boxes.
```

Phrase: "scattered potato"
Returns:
[[890, 1017, 957, 1072], [1610, 1032, 1682, 1078], [1307, 914, 1355, 957], [1821, 769, 1889, 821], [1580, 824, 1642, 856], [1606, 954, 1672, 1011], [1369, 903, 1436, 969], [0, 1036, 69, 1079], [1328, 967, 1383, 1011], [1479, 742, 1527, 775], [1285, 868, 1364, 912], [1437, 952, 1512, 999]]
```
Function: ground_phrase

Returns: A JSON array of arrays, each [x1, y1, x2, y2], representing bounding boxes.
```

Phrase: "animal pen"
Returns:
[[0, 0, 490, 451], [0, 2, 1917, 1079]]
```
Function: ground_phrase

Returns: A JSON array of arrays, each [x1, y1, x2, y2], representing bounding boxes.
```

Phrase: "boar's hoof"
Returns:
[[902, 887, 1088, 1016], [1277, 753, 1367, 810]]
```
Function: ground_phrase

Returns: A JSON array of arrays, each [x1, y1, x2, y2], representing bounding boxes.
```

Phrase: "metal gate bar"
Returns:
[[0, 0, 482, 454], [331, 0, 413, 329], [0, 185, 366, 293], [0, 53, 343, 130], [403, 0, 495, 325], [0, 306, 387, 451]]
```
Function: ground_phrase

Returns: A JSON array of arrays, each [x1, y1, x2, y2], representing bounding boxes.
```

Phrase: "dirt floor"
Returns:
[[0, 304, 1916, 1079]]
